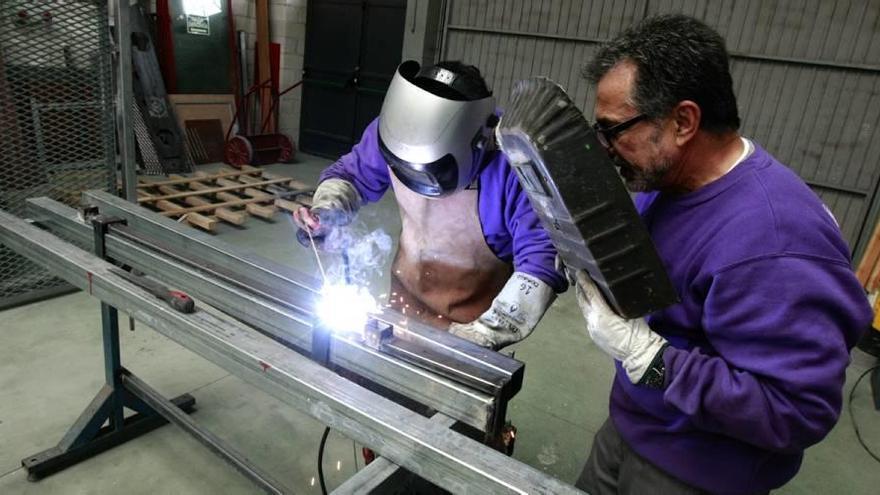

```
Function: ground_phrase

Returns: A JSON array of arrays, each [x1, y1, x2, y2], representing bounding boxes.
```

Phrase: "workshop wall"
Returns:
[[438, 0, 880, 261], [232, 0, 306, 142]]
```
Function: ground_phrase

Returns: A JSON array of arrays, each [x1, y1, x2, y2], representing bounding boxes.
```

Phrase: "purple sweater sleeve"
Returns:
[[505, 171, 567, 293], [318, 119, 390, 204], [662, 254, 870, 453], [479, 157, 566, 293]]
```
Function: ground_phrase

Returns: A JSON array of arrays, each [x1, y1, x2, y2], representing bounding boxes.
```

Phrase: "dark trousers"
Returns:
[[576, 418, 709, 495]]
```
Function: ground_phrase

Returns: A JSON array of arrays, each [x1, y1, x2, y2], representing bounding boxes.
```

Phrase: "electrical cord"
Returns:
[[317, 427, 361, 495], [318, 426, 330, 495], [849, 365, 880, 463]]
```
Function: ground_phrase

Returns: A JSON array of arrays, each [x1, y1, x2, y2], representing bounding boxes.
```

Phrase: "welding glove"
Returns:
[[448, 272, 556, 350], [574, 270, 668, 386], [293, 178, 361, 248]]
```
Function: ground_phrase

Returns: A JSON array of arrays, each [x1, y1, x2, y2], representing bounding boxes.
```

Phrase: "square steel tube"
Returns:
[[28, 196, 519, 433], [80, 191, 522, 391], [0, 209, 581, 494]]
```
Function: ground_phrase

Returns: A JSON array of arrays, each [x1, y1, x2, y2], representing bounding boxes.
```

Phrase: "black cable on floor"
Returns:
[[849, 365, 880, 463], [318, 426, 330, 495]]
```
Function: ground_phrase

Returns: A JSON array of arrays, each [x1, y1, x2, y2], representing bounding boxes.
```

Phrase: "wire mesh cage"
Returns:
[[0, 0, 115, 308]]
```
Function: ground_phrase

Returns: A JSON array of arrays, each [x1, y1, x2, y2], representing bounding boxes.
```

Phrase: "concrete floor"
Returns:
[[1, 153, 879, 494]]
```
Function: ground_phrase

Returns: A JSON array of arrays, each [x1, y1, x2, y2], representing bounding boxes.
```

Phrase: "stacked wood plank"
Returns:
[[136, 165, 313, 231]]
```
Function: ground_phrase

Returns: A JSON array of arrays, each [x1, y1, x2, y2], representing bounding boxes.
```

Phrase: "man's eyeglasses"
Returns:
[[592, 113, 647, 148]]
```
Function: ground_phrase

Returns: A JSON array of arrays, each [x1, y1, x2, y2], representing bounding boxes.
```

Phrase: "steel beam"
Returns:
[[38, 192, 524, 423], [331, 413, 457, 495], [121, 371, 289, 494], [81, 190, 523, 392], [28, 197, 499, 432], [0, 210, 582, 493], [85, 190, 321, 305]]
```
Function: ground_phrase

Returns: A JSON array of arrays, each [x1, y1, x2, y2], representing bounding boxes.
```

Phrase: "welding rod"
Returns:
[[306, 227, 328, 284]]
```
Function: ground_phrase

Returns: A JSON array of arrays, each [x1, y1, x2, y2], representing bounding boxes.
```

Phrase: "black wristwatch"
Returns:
[[638, 343, 670, 389]]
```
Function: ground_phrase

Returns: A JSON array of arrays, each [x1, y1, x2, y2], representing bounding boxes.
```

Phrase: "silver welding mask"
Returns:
[[378, 61, 496, 197]]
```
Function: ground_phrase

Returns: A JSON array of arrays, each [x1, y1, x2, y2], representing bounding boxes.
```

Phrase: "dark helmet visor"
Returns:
[[379, 137, 459, 197]]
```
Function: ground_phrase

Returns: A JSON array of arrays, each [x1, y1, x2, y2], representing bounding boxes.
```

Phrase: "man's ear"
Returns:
[[673, 100, 700, 145]]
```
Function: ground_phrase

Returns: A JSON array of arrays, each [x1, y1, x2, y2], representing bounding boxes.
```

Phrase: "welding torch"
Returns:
[[294, 210, 352, 285]]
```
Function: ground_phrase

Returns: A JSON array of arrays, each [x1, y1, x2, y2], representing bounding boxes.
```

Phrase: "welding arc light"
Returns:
[[316, 284, 377, 334]]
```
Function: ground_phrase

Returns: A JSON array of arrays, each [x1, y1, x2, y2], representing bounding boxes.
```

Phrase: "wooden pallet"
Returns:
[[137, 165, 313, 231]]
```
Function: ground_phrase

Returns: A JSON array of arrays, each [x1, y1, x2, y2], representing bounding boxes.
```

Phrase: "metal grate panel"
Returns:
[[0, 0, 115, 308]]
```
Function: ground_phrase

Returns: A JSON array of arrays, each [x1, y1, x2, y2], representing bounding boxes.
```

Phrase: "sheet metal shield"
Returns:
[[497, 78, 678, 318]]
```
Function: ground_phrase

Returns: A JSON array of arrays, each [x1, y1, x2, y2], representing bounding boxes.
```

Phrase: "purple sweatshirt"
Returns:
[[614, 143, 871, 494], [319, 118, 566, 293]]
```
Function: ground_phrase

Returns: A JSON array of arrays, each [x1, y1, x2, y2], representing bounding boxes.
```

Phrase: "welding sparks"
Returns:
[[316, 283, 378, 334]]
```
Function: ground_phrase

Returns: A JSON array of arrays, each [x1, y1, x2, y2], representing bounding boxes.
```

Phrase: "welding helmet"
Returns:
[[378, 60, 497, 197]]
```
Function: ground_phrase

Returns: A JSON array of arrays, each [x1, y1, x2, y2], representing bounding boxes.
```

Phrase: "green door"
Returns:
[[169, 0, 232, 94]]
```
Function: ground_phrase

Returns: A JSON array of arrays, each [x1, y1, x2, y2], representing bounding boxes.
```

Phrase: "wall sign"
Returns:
[[186, 14, 209, 35]]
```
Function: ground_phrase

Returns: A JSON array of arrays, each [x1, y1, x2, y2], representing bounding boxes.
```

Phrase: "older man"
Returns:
[[573, 14, 872, 495]]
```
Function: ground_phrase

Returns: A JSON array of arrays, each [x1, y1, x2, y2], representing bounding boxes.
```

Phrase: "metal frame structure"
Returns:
[[31, 191, 520, 435], [3, 193, 584, 493], [21, 213, 287, 492]]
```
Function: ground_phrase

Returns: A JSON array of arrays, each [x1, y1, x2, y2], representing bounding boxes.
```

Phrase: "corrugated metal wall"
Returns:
[[439, 0, 880, 258]]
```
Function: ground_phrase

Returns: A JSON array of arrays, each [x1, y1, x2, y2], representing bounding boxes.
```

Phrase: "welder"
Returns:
[[293, 60, 567, 350]]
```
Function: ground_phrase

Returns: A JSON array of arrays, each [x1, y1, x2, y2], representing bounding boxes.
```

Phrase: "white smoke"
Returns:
[[322, 221, 393, 289]]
